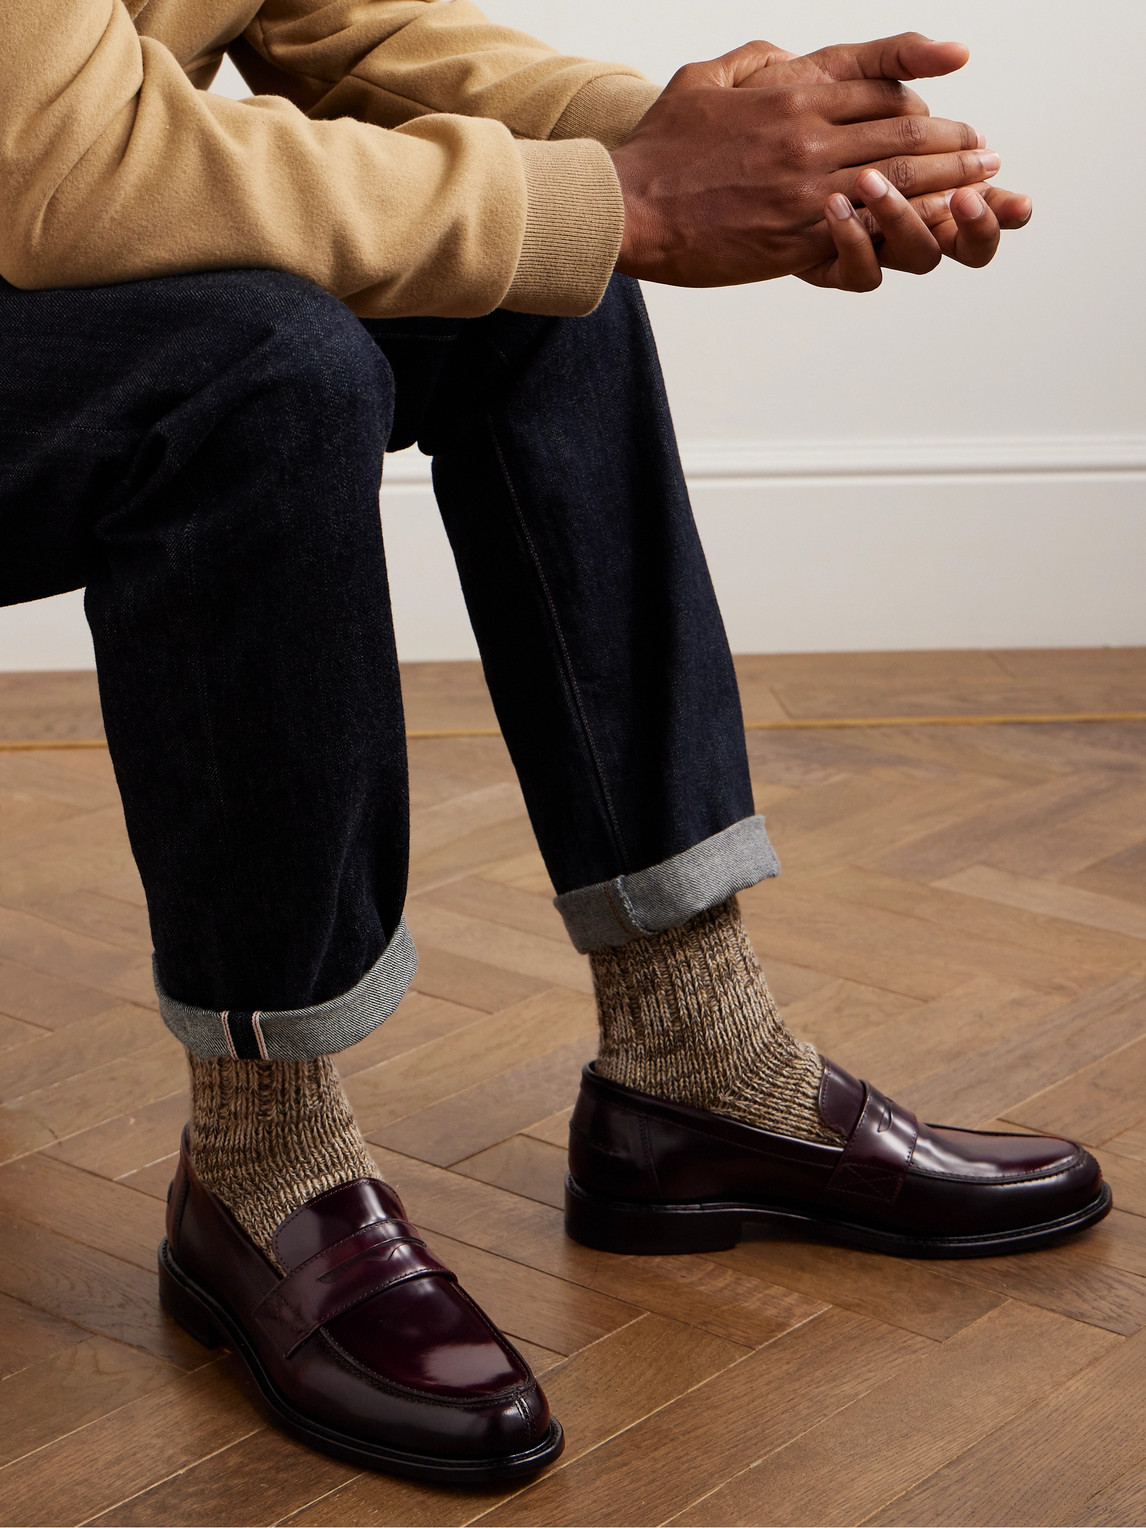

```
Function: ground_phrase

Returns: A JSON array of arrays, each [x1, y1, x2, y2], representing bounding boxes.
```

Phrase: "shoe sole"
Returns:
[[564, 1175, 1114, 1259], [158, 1239, 564, 1484]]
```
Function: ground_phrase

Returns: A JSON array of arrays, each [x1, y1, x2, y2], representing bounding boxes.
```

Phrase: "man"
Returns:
[[1, 0, 1108, 1485]]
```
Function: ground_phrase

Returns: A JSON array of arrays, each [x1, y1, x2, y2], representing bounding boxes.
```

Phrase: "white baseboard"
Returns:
[[3, 443, 1144, 669]]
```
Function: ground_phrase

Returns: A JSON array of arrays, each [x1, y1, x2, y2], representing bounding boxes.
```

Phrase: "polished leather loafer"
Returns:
[[565, 1061, 1112, 1258], [159, 1135, 563, 1483]]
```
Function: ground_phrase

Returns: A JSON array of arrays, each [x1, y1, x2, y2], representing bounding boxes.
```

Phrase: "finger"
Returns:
[[853, 169, 942, 274], [829, 113, 982, 166], [944, 185, 1002, 267], [910, 184, 1028, 229], [792, 77, 931, 122], [814, 193, 884, 291], [797, 33, 970, 84], [842, 148, 1000, 201], [982, 185, 1033, 228]]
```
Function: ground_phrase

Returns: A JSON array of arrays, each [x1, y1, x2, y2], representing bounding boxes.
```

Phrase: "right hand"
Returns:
[[611, 35, 998, 288]]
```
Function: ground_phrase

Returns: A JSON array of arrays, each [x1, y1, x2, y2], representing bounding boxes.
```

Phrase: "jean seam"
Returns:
[[487, 418, 631, 870]]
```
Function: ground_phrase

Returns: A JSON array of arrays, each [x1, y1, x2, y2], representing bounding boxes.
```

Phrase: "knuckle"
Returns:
[[780, 131, 819, 169], [887, 157, 916, 193], [777, 86, 812, 119], [899, 115, 926, 151]]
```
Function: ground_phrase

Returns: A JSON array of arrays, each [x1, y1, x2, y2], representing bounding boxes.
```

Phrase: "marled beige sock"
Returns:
[[590, 896, 840, 1145], [188, 1053, 379, 1264]]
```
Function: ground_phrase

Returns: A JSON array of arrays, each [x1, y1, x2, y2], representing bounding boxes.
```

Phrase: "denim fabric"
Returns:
[[0, 267, 759, 1056], [555, 816, 780, 952]]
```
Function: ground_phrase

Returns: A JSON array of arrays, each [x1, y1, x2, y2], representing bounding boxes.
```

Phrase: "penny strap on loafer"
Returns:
[[820, 1061, 919, 1207], [255, 1216, 456, 1356]]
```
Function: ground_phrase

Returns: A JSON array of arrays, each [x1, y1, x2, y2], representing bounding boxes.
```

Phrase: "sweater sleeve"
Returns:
[[0, 1, 655, 318]]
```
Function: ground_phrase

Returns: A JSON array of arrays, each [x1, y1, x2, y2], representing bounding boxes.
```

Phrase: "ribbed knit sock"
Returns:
[[187, 1053, 379, 1264], [590, 895, 840, 1145]]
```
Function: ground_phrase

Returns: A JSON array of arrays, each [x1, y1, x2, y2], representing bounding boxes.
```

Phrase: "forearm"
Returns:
[[242, 0, 660, 147], [1, 2, 625, 318]]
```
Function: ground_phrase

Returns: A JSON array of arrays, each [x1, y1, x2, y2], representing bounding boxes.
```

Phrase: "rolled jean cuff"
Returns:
[[154, 917, 418, 1061], [554, 816, 781, 953]]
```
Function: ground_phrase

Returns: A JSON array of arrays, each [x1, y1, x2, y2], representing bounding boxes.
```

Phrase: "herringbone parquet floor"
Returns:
[[2, 651, 1146, 1527]]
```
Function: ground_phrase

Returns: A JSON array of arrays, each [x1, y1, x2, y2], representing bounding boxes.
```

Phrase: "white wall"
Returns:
[[2, 0, 1143, 667]]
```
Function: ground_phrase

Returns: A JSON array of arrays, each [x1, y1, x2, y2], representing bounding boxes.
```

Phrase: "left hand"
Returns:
[[801, 173, 1032, 292]]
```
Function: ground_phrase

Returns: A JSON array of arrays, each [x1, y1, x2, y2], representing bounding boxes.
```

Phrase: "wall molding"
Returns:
[[381, 434, 1146, 487]]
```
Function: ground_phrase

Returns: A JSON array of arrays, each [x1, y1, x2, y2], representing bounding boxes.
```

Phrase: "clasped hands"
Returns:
[[611, 33, 1033, 292]]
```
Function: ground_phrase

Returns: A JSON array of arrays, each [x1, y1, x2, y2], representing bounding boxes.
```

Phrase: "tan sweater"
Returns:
[[2, 1, 661, 318]]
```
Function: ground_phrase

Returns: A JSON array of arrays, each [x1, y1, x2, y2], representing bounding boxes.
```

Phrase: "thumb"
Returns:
[[797, 32, 970, 82], [668, 40, 798, 91]]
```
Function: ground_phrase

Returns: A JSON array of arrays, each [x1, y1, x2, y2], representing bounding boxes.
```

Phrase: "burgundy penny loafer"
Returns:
[[159, 1134, 562, 1483], [565, 1061, 1111, 1258]]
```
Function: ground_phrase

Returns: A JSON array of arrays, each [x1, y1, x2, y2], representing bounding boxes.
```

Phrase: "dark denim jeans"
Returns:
[[0, 269, 776, 1059]]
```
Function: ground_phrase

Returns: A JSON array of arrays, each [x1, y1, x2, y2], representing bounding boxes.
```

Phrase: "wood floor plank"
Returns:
[[886, 976, 1146, 1129], [86, 1428, 355, 1527], [1069, 838, 1146, 909], [0, 954, 127, 1031], [867, 770, 1122, 883], [811, 866, 1145, 987], [865, 1323, 1146, 1527], [821, 977, 1061, 1100], [0, 802, 139, 906], [351, 989, 594, 1136], [0, 1334, 180, 1470], [0, 904, 156, 1007], [45, 1091, 189, 1181], [0, 1358, 256, 1528], [1097, 1148, 1146, 1217], [404, 901, 592, 994], [338, 991, 489, 1078], [0, 1206, 203, 1369], [421, 876, 569, 944], [409, 945, 550, 1013], [1074, 1459, 1146, 1527], [29, 889, 152, 953], [0, 1288, 88, 1379], [779, 976, 921, 1057], [709, 1236, 1002, 1342], [937, 863, 1146, 941], [470, 1309, 928, 1528], [1005, 1034, 1146, 1145], [0, 1038, 187, 1163], [0, 1002, 165, 1103], [0, 1155, 164, 1271], [669, 1302, 1115, 1527], [1104, 1120, 1146, 1163], [452, 1134, 566, 1209], [935, 1237, 1146, 1336], [373, 1035, 594, 1166]]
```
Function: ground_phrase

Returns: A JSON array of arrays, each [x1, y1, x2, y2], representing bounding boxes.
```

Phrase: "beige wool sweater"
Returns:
[[2, 0, 662, 318]]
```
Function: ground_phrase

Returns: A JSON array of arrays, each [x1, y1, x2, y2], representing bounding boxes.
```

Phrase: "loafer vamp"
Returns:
[[164, 1136, 552, 1465], [566, 1062, 1108, 1252]]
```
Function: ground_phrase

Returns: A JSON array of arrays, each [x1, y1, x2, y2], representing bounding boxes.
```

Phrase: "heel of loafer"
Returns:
[[564, 1176, 741, 1255], [158, 1242, 225, 1348]]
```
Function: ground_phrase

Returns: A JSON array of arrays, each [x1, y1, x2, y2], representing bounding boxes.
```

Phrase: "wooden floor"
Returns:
[[2, 650, 1146, 1527]]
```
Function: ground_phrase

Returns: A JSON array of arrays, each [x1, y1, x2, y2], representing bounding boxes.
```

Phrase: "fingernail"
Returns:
[[978, 151, 1001, 174], [975, 131, 986, 149], [962, 192, 986, 218], [827, 194, 854, 220], [859, 169, 890, 200]]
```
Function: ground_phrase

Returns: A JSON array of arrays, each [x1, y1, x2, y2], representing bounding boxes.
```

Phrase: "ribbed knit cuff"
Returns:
[[501, 138, 626, 317], [551, 76, 663, 150]]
